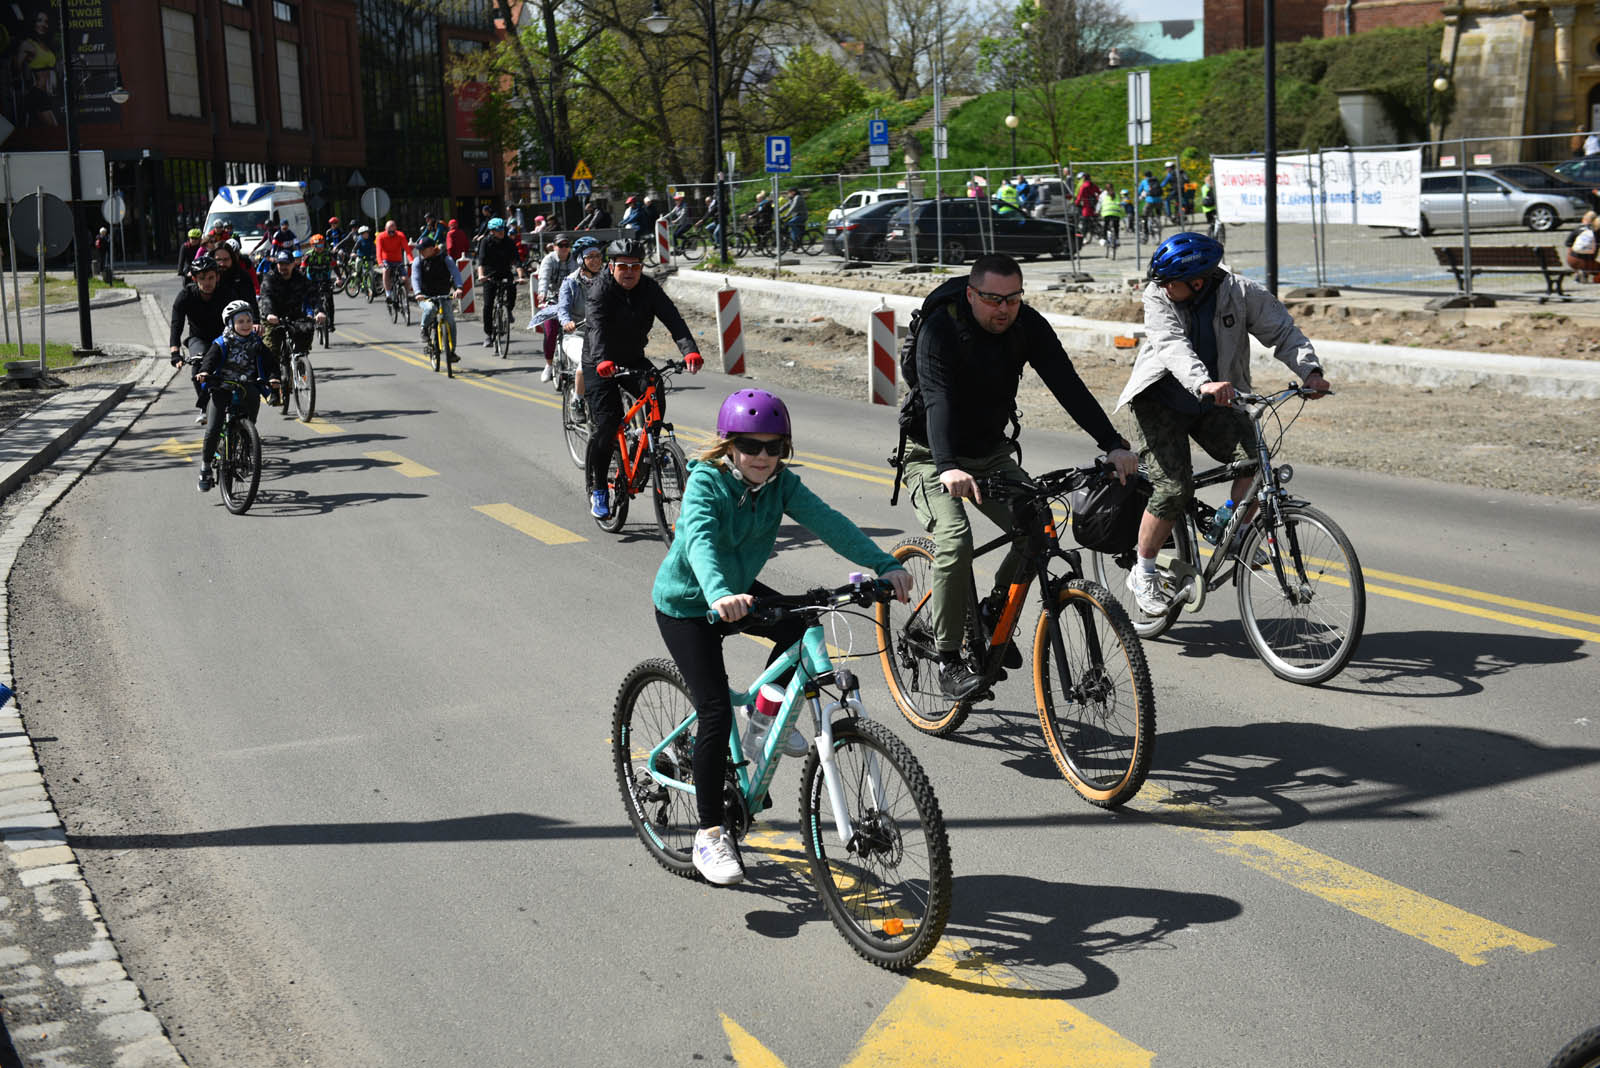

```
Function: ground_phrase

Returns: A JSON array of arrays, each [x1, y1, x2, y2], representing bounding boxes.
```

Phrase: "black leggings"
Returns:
[[655, 583, 808, 829]]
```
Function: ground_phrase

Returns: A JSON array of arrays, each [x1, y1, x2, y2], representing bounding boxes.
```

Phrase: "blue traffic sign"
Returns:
[[573, 178, 592, 198], [477, 167, 494, 191], [539, 175, 568, 201], [868, 119, 889, 146], [765, 135, 792, 174]]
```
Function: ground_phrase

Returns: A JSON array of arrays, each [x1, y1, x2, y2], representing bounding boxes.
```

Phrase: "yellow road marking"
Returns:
[[301, 418, 344, 434], [473, 502, 586, 545], [730, 827, 1153, 1067], [1134, 784, 1554, 966], [364, 450, 438, 478], [342, 328, 1597, 645], [150, 437, 203, 458], [342, 329, 561, 410]]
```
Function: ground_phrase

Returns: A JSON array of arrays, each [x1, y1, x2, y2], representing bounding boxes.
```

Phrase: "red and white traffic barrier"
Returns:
[[717, 283, 745, 375], [457, 256, 475, 315], [655, 218, 672, 267], [869, 303, 896, 406]]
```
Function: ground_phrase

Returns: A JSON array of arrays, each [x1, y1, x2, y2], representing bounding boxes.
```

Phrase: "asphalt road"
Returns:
[[8, 276, 1600, 1067]]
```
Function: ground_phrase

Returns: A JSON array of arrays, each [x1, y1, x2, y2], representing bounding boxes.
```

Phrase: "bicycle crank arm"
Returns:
[[1156, 552, 1207, 613]]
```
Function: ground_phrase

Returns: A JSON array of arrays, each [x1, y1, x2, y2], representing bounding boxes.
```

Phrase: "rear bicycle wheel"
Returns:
[[401, 291, 412, 326], [680, 232, 704, 262], [595, 449, 629, 533], [561, 379, 590, 469], [650, 437, 689, 546], [1089, 512, 1201, 641], [1033, 579, 1155, 808], [443, 318, 456, 378], [800, 717, 952, 971], [875, 537, 972, 737], [292, 354, 316, 422], [613, 659, 699, 879], [219, 417, 261, 515], [1236, 503, 1365, 685]]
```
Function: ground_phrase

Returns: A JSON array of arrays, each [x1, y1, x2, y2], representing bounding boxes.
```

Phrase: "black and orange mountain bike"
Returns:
[[592, 358, 690, 546]]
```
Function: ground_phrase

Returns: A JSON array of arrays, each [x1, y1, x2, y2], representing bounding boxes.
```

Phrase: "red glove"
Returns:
[[685, 351, 703, 373], [596, 360, 616, 378]]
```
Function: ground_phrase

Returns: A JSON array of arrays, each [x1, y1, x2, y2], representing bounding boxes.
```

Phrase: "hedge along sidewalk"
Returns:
[[659, 269, 1600, 400]]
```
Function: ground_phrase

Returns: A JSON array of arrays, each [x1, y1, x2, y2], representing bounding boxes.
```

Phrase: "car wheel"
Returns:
[[1416, 214, 1432, 237], [1524, 204, 1559, 232], [941, 238, 967, 264], [869, 237, 890, 262]]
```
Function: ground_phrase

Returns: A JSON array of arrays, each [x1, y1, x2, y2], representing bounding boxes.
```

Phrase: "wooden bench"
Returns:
[[1432, 245, 1573, 300]]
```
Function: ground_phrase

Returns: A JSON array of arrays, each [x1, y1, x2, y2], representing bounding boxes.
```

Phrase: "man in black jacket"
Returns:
[[168, 256, 229, 423], [583, 238, 702, 519], [258, 250, 325, 405], [900, 252, 1139, 698]]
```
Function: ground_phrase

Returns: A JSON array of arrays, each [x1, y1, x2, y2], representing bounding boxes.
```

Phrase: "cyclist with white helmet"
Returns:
[[194, 301, 278, 491], [650, 388, 912, 885], [531, 230, 575, 380], [1116, 232, 1330, 617]]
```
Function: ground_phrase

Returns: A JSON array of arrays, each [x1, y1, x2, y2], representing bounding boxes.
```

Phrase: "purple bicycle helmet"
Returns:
[[716, 389, 791, 436]]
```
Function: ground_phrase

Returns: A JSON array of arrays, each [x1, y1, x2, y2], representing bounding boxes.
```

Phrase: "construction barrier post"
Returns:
[[457, 256, 476, 316], [717, 282, 745, 375], [869, 303, 896, 406], [655, 218, 672, 268]]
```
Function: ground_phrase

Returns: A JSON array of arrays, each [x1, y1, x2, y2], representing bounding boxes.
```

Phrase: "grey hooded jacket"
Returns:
[[1115, 270, 1321, 411]]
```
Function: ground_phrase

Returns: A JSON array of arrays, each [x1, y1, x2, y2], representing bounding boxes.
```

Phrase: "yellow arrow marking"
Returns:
[[727, 829, 1152, 1068], [1133, 784, 1554, 965], [364, 450, 438, 478], [150, 437, 203, 458], [473, 502, 586, 545]]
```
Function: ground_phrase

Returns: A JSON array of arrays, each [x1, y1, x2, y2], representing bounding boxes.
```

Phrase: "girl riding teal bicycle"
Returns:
[[651, 389, 912, 886]]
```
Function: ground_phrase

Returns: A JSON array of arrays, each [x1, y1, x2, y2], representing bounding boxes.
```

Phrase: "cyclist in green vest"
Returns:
[[1097, 187, 1125, 248]]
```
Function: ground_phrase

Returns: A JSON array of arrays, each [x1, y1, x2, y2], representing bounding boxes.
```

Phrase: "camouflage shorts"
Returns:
[[1130, 394, 1252, 520]]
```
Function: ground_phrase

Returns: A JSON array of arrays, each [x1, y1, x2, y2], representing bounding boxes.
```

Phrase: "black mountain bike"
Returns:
[[484, 276, 516, 359], [272, 320, 316, 422], [386, 270, 411, 326], [200, 377, 263, 516], [315, 285, 334, 348], [877, 464, 1156, 809]]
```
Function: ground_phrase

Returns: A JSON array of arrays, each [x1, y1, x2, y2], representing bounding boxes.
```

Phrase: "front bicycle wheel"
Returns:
[[292, 354, 316, 422], [1033, 579, 1155, 809], [1235, 503, 1365, 685], [443, 318, 456, 378], [561, 380, 590, 468], [875, 537, 972, 737], [344, 271, 359, 298], [401, 292, 412, 326], [800, 716, 952, 972], [680, 233, 704, 262], [613, 659, 699, 879], [219, 418, 261, 515], [596, 450, 629, 533], [650, 437, 689, 546]]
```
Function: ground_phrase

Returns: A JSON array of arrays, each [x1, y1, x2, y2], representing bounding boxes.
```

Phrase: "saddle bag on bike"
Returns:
[[1067, 469, 1153, 554]]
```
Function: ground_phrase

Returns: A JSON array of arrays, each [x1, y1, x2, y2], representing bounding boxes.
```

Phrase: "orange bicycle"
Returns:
[[592, 358, 690, 545]]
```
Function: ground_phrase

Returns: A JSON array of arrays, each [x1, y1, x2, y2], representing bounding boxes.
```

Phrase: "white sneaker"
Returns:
[[194, 413, 207, 425], [692, 827, 744, 886], [1126, 567, 1171, 617], [540, 364, 555, 383], [779, 727, 809, 759]]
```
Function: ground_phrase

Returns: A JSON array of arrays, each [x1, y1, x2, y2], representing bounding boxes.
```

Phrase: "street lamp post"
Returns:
[[1424, 57, 1450, 168], [1005, 91, 1018, 170], [644, 0, 728, 264], [57, 0, 94, 352]]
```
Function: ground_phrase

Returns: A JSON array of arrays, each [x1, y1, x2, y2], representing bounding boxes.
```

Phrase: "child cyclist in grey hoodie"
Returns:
[[651, 388, 912, 887]]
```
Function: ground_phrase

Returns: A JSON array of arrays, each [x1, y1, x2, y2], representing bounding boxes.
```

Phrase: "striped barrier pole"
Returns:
[[869, 302, 896, 406], [717, 282, 745, 375], [456, 256, 476, 316], [655, 218, 673, 267]]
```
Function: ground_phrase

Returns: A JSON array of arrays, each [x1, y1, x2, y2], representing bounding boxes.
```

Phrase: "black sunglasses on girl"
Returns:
[[728, 436, 788, 457]]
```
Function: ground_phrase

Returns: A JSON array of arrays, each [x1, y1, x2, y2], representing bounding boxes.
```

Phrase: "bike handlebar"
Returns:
[[704, 575, 899, 627], [597, 358, 687, 380], [970, 461, 1111, 503]]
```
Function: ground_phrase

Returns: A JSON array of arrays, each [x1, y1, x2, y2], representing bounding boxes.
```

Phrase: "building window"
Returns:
[[223, 0, 245, 6], [273, 1, 297, 23], [160, 8, 202, 118], [277, 40, 303, 130], [224, 25, 257, 124]]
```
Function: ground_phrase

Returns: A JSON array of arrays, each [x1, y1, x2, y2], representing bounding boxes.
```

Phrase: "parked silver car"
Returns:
[[1416, 169, 1589, 234]]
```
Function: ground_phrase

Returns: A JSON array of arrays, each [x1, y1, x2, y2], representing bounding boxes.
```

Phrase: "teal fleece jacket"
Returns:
[[652, 460, 904, 619]]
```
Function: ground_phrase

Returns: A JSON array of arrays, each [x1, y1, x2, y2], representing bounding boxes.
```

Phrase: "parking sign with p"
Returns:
[[765, 135, 792, 174]]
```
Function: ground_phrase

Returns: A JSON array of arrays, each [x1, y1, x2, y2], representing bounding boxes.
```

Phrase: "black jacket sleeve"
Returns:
[[169, 290, 188, 349], [914, 315, 962, 473], [1025, 316, 1128, 454], [198, 340, 225, 377]]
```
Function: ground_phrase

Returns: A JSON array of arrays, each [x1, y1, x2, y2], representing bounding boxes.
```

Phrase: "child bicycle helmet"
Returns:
[[716, 389, 791, 437], [1147, 231, 1224, 282], [223, 299, 254, 324]]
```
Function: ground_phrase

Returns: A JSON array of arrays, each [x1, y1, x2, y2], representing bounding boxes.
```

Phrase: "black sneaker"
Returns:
[[938, 659, 985, 700], [1003, 641, 1023, 669], [196, 470, 213, 492]]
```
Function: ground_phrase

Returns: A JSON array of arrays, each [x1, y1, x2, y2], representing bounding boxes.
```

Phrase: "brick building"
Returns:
[[1, 0, 498, 261], [1204, 0, 1444, 53]]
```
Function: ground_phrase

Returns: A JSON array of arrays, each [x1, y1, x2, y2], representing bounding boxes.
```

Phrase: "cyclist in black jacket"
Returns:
[[583, 238, 703, 518], [258, 250, 325, 406], [475, 217, 523, 348], [168, 255, 230, 423], [899, 253, 1138, 698]]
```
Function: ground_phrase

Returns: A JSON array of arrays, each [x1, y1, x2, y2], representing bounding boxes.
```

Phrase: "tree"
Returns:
[[755, 47, 889, 144], [816, 0, 988, 100]]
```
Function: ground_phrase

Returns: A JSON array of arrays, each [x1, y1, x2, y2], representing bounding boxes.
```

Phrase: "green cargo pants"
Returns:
[[900, 441, 1030, 655]]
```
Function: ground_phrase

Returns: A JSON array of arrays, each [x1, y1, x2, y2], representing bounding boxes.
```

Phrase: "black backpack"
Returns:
[[889, 276, 1022, 504]]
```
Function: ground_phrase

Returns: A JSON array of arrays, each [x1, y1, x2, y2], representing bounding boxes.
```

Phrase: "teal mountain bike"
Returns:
[[613, 576, 953, 971]]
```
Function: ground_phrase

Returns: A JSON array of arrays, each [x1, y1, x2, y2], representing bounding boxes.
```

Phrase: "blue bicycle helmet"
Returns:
[[571, 236, 603, 258], [1148, 231, 1224, 282], [488, 216, 506, 231]]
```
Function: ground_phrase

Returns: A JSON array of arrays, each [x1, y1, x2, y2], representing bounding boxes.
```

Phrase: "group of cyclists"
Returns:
[[975, 163, 1221, 248]]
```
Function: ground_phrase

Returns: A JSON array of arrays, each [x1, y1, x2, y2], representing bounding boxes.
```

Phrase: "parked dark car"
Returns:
[[824, 199, 904, 261], [1551, 157, 1600, 197], [882, 198, 1080, 263], [1484, 164, 1600, 211]]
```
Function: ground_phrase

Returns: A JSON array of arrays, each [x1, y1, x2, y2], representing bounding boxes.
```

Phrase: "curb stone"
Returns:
[[0, 353, 188, 1066]]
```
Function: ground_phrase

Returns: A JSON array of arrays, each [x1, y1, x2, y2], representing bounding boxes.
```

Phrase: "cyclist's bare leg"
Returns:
[[1137, 511, 1177, 560]]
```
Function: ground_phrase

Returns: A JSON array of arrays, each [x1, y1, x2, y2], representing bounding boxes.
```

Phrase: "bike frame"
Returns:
[[610, 375, 667, 497], [643, 623, 875, 845]]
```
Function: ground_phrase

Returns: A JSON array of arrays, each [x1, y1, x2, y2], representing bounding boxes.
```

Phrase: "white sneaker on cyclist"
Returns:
[[779, 727, 809, 758], [540, 363, 554, 383], [693, 827, 744, 886], [1126, 568, 1171, 617]]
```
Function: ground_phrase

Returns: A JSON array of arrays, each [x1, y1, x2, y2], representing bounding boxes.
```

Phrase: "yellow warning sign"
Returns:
[[571, 159, 594, 181]]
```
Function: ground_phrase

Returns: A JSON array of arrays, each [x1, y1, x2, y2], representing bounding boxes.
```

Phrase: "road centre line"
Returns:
[[364, 451, 438, 478], [342, 330, 561, 410], [731, 827, 1154, 1067], [473, 502, 586, 545], [343, 331, 1593, 643], [1133, 783, 1554, 966], [301, 417, 344, 434]]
